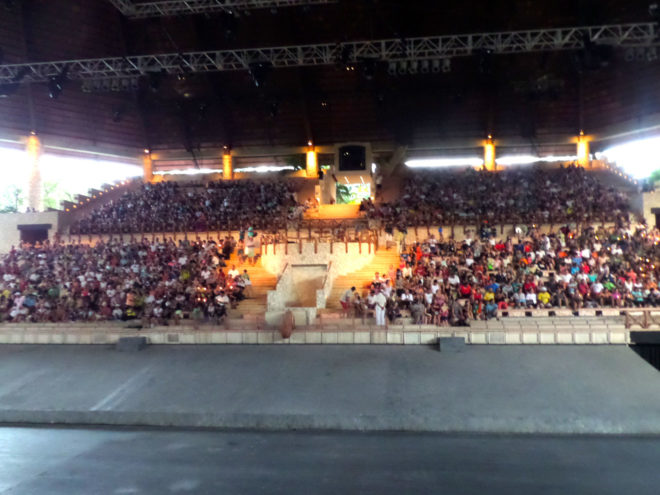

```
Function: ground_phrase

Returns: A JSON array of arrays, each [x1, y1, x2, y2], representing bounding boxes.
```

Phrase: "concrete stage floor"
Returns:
[[0, 345, 659, 434], [2, 427, 660, 495]]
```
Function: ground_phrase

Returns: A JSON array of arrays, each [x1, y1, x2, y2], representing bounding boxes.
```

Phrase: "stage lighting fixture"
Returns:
[[47, 65, 69, 99], [431, 59, 441, 73], [397, 60, 407, 75], [409, 60, 418, 74], [420, 60, 430, 74], [361, 58, 377, 80], [47, 77, 63, 99], [387, 61, 397, 75], [249, 62, 272, 88], [442, 58, 451, 73]]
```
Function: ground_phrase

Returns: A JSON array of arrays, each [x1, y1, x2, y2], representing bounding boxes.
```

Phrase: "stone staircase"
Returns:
[[326, 248, 401, 311], [224, 255, 277, 321]]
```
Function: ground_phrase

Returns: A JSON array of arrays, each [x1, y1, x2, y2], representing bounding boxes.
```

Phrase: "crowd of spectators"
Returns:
[[70, 180, 300, 234], [361, 165, 631, 228], [0, 238, 255, 324], [341, 224, 660, 326]]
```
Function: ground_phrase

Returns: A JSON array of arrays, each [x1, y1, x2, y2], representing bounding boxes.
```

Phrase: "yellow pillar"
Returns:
[[142, 150, 153, 183], [26, 132, 43, 211], [576, 131, 590, 168], [223, 147, 233, 180], [483, 135, 496, 171], [306, 141, 318, 178]]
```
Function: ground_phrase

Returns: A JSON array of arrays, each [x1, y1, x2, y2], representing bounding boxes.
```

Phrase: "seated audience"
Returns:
[[0, 237, 257, 324], [70, 179, 300, 234]]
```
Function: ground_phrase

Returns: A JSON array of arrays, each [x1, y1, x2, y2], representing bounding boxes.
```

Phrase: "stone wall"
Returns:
[[0, 211, 61, 253], [261, 242, 375, 277], [642, 190, 660, 228]]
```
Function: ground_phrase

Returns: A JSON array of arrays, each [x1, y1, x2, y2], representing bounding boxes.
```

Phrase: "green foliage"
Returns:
[[0, 185, 24, 213], [336, 183, 352, 204], [650, 169, 660, 183], [0, 181, 74, 212]]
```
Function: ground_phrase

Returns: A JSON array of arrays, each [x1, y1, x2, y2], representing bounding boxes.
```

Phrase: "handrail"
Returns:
[[321, 261, 332, 289], [276, 262, 289, 286]]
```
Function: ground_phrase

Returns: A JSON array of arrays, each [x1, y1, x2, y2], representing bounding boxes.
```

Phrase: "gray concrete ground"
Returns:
[[0, 345, 659, 434], [2, 427, 660, 495]]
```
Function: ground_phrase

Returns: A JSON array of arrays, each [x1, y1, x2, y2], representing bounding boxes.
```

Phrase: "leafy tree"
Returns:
[[0, 185, 24, 213], [650, 169, 660, 183]]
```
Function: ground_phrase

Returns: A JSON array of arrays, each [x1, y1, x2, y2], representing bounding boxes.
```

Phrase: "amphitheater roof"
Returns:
[[0, 0, 658, 155]]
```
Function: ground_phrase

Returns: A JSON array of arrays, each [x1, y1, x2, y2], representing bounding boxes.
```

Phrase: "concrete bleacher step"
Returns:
[[327, 248, 401, 310]]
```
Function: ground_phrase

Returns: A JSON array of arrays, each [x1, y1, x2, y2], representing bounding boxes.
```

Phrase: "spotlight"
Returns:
[[442, 58, 451, 73], [431, 59, 441, 73], [409, 60, 418, 74], [361, 58, 377, 80], [249, 62, 272, 88], [624, 47, 635, 62], [47, 76, 64, 99], [387, 61, 397, 76], [47, 65, 69, 99], [339, 45, 354, 71], [420, 60, 430, 74], [397, 60, 407, 75]]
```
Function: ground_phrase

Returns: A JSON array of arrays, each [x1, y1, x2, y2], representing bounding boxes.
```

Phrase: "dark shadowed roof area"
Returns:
[[0, 0, 659, 154]]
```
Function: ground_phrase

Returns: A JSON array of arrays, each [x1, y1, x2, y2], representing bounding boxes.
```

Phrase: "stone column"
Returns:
[[26, 133, 43, 211]]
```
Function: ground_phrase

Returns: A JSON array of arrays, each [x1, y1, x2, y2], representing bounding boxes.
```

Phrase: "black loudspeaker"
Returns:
[[338, 145, 367, 171], [116, 336, 148, 352]]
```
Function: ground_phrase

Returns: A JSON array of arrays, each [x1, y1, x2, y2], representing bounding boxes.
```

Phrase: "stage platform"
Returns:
[[0, 345, 659, 434]]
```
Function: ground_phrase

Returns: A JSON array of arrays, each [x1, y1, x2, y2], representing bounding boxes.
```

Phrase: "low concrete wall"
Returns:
[[0, 316, 634, 346]]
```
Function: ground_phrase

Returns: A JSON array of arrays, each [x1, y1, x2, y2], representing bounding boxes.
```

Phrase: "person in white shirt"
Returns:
[[373, 290, 387, 326], [525, 291, 537, 308], [227, 265, 240, 279]]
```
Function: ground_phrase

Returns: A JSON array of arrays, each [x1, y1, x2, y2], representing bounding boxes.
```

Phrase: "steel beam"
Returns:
[[0, 23, 656, 84], [108, 0, 336, 18]]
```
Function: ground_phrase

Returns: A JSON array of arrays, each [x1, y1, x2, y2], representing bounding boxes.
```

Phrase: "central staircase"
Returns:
[[225, 255, 277, 321], [326, 248, 401, 311]]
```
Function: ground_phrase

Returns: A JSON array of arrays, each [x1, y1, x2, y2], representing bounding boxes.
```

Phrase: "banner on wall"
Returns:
[[336, 183, 371, 204]]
